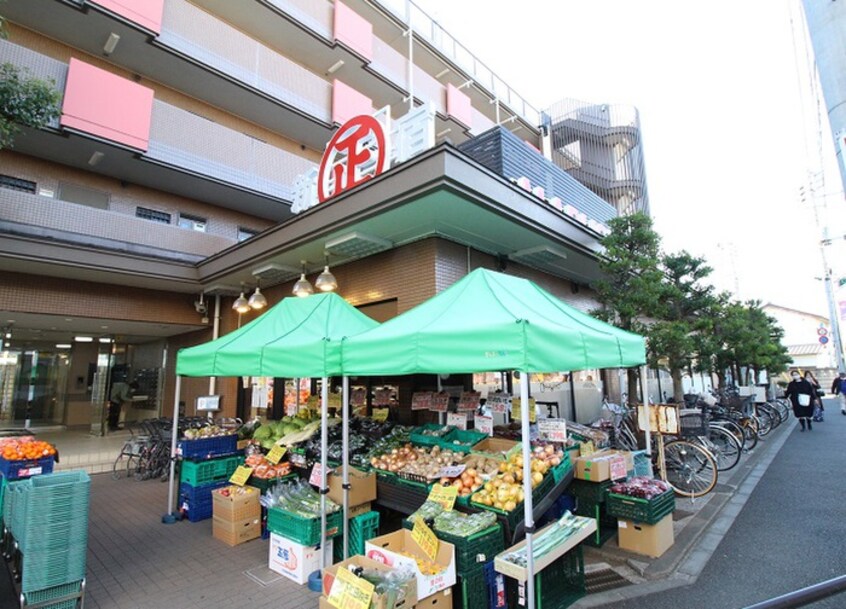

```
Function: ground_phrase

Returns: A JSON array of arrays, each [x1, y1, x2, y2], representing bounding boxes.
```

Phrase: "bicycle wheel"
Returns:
[[704, 425, 742, 471], [711, 418, 745, 451], [112, 453, 131, 480], [755, 409, 774, 437], [740, 418, 759, 451], [758, 403, 780, 430], [772, 400, 790, 422], [663, 439, 718, 497]]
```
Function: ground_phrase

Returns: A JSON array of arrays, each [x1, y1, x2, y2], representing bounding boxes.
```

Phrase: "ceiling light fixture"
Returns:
[[314, 254, 338, 293], [55, 343, 72, 349], [232, 287, 251, 314], [98, 337, 113, 344], [74, 336, 93, 343], [248, 283, 267, 310], [88, 151, 105, 166], [327, 59, 345, 74], [292, 261, 314, 298]]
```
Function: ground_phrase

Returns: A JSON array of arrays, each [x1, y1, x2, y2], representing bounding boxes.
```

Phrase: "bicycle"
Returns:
[[112, 423, 150, 480], [678, 407, 742, 472], [135, 419, 175, 481]]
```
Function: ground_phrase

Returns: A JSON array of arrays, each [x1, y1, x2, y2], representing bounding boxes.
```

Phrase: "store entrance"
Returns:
[[0, 348, 69, 427]]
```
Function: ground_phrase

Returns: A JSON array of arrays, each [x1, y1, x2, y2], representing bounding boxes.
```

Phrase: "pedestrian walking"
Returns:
[[785, 370, 815, 431], [831, 371, 846, 416], [804, 370, 825, 422]]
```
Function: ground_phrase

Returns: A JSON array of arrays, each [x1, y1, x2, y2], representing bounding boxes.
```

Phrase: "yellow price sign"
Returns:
[[511, 398, 537, 423], [412, 516, 439, 562], [266, 444, 287, 465], [371, 408, 389, 422], [328, 392, 342, 408], [580, 440, 596, 457], [229, 465, 253, 486], [427, 484, 458, 511], [327, 564, 375, 609]]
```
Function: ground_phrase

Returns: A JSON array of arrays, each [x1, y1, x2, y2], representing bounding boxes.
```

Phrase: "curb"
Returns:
[[571, 417, 797, 607]]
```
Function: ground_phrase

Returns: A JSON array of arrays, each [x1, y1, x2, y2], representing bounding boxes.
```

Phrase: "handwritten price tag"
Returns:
[[457, 391, 481, 412], [511, 398, 537, 423], [327, 564, 375, 609], [371, 408, 389, 422], [427, 484, 458, 511], [328, 393, 342, 408], [435, 464, 466, 479], [374, 389, 393, 406], [538, 418, 567, 443], [447, 412, 467, 430], [309, 462, 324, 487], [266, 444, 287, 465], [351, 389, 367, 407], [475, 414, 493, 436], [429, 392, 450, 412], [487, 394, 511, 414], [412, 517, 439, 562], [412, 391, 433, 410], [229, 465, 253, 486], [581, 440, 595, 457]]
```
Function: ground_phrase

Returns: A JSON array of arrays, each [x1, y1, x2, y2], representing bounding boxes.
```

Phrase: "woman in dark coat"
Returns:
[[785, 369, 815, 431]]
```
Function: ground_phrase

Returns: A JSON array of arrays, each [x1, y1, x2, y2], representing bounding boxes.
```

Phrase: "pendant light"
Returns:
[[292, 261, 314, 297], [232, 288, 250, 314], [248, 283, 267, 309], [314, 255, 338, 293]]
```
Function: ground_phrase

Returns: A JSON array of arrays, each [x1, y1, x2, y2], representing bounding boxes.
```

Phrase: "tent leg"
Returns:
[[342, 376, 350, 560], [162, 375, 181, 524], [520, 376, 536, 609], [319, 377, 329, 573]]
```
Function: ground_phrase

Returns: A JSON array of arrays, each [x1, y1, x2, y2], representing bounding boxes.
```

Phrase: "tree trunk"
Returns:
[[626, 368, 640, 405], [671, 368, 684, 403]]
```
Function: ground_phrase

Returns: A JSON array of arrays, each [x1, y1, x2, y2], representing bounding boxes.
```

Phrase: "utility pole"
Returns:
[[820, 231, 846, 372]]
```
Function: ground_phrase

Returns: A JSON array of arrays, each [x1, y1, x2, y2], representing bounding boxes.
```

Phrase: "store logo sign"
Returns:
[[318, 114, 388, 203]]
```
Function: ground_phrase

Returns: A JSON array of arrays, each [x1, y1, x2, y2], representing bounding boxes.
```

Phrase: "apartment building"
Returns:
[[0, 0, 637, 431]]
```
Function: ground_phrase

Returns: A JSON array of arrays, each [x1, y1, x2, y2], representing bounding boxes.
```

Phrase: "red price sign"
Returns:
[[430, 392, 450, 412], [457, 391, 481, 412], [412, 391, 433, 410]]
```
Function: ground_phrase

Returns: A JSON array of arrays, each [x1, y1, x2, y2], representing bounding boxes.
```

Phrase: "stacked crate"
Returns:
[[212, 485, 261, 546], [178, 448, 242, 523], [6, 470, 90, 608]]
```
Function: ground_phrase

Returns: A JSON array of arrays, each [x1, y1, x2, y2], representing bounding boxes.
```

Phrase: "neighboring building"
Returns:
[[762, 303, 837, 385], [0, 0, 646, 432], [802, 0, 846, 191]]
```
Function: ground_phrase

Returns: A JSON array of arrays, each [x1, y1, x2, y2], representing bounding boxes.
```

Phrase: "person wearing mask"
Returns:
[[785, 370, 815, 431], [108, 380, 138, 431], [804, 370, 824, 422], [831, 371, 846, 416]]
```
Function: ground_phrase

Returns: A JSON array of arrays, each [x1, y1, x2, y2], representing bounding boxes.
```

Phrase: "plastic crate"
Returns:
[[605, 489, 675, 525], [506, 547, 585, 609], [266, 506, 342, 546], [632, 450, 653, 478], [456, 566, 490, 609], [7, 472, 90, 551], [20, 544, 87, 593], [551, 454, 573, 483], [179, 480, 227, 522], [442, 429, 487, 453], [485, 560, 508, 609], [410, 423, 454, 447], [438, 524, 504, 578], [334, 510, 381, 562], [568, 479, 613, 503], [179, 455, 243, 486], [22, 579, 83, 607], [177, 434, 238, 461], [374, 474, 428, 515], [0, 456, 54, 480]]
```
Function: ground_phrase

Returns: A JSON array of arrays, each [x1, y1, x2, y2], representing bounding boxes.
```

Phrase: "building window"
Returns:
[[178, 213, 207, 232], [237, 227, 258, 242], [0, 175, 36, 194], [57, 182, 109, 209], [136, 207, 171, 224]]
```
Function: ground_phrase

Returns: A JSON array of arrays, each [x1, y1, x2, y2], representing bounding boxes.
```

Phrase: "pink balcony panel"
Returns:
[[88, 0, 164, 34], [61, 58, 154, 151], [333, 1, 373, 62], [332, 79, 373, 125], [447, 83, 472, 129]]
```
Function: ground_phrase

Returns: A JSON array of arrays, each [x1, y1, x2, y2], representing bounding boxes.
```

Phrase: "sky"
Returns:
[[413, 0, 846, 318]]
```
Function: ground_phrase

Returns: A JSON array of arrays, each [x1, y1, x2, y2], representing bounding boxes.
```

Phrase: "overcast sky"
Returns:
[[414, 0, 846, 318]]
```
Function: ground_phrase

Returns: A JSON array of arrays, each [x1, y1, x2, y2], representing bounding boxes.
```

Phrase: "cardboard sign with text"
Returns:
[[229, 465, 253, 486], [475, 414, 494, 436], [429, 392, 450, 412], [487, 394, 511, 414], [538, 418, 567, 443], [457, 391, 481, 412], [447, 412, 467, 430], [411, 391, 433, 410], [511, 398, 536, 423]]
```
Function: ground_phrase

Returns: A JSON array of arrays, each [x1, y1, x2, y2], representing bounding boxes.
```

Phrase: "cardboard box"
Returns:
[[365, 529, 456, 600], [470, 437, 520, 460], [268, 532, 332, 585], [416, 587, 453, 609], [348, 502, 372, 519], [321, 555, 417, 609], [617, 513, 674, 558], [327, 467, 377, 507], [212, 485, 260, 521], [574, 450, 634, 482], [212, 515, 260, 546]]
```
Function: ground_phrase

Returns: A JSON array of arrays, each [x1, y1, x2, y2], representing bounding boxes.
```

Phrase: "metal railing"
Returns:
[[743, 575, 846, 608]]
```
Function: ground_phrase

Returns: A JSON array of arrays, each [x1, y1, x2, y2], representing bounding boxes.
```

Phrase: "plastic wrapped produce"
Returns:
[[609, 476, 671, 499]]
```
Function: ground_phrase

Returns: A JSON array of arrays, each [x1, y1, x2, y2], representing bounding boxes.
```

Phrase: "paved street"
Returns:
[[603, 399, 846, 608]]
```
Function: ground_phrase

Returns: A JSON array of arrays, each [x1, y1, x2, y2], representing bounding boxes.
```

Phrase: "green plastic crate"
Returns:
[[267, 506, 342, 546], [507, 547, 586, 609], [457, 567, 490, 609], [574, 499, 616, 547], [441, 429, 487, 453], [22, 580, 83, 607], [410, 423, 454, 447], [551, 453, 573, 483], [470, 471, 555, 534], [179, 455, 243, 486], [334, 510, 380, 562], [568, 479, 613, 503], [436, 524, 504, 578], [605, 489, 675, 525]]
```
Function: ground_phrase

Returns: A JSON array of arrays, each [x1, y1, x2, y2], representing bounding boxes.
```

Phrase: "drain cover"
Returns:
[[244, 566, 284, 587], [585, 568, 632, 594]]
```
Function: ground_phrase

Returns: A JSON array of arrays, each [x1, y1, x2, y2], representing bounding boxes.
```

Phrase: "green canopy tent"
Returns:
[[169, 292, 379, 570], [342, 268, 646, 609]]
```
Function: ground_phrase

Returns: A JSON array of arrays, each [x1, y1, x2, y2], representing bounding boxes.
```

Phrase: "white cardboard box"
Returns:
[[365, 529, 456, 600], [268, 532, 332, 585]]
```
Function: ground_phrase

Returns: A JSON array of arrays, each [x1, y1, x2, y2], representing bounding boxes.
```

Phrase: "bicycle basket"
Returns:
[[678, 409, 708, 437]]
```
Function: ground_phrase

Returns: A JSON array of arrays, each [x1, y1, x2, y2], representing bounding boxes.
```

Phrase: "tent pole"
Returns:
[[162, 375, 181, 524], [520, 375, 536, 609], [320, 376, 329, 572], [640, 366, 652, 456], [342, 376, 350, 560], [437, 375, 444, 425]]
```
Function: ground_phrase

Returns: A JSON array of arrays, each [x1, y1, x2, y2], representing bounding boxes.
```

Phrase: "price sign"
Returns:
[[266, 444, 287, 465], [327, 563, 375, 609], [351, 389, 367, 407], [371, 408, 389, 422], [328, 392, 342, 408], [487, 394, 511, 414], [475, 414, 493, 436], [430, 392, 450, 412], [309, 462, 325, 487], [457, 391, 482, 412], [581, 440, 595, 456], [511, 398, 536, 423], [307, 395, 320, 410], [229, 465, 253, 486], [610, 455, 627, 480], [412, 391, 433, 410], [435, 464, 466, 479], [447, 412, 467, 430], [427, 484, 458, 511], [412, 517, 439, 562], [538, 418, 567, 443], [374, 388, 393, 406]]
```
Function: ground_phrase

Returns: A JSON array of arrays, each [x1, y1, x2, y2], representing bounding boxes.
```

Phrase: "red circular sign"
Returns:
[[817, 327, 828, 336], [317, 115, 388, 203]]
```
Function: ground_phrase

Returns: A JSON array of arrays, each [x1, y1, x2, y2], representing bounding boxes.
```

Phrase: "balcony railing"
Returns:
[[147, 100, 316, 201], [0, 39, 67, 128], [159, 0, 332, 123], [0, 188, 233, 260]]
